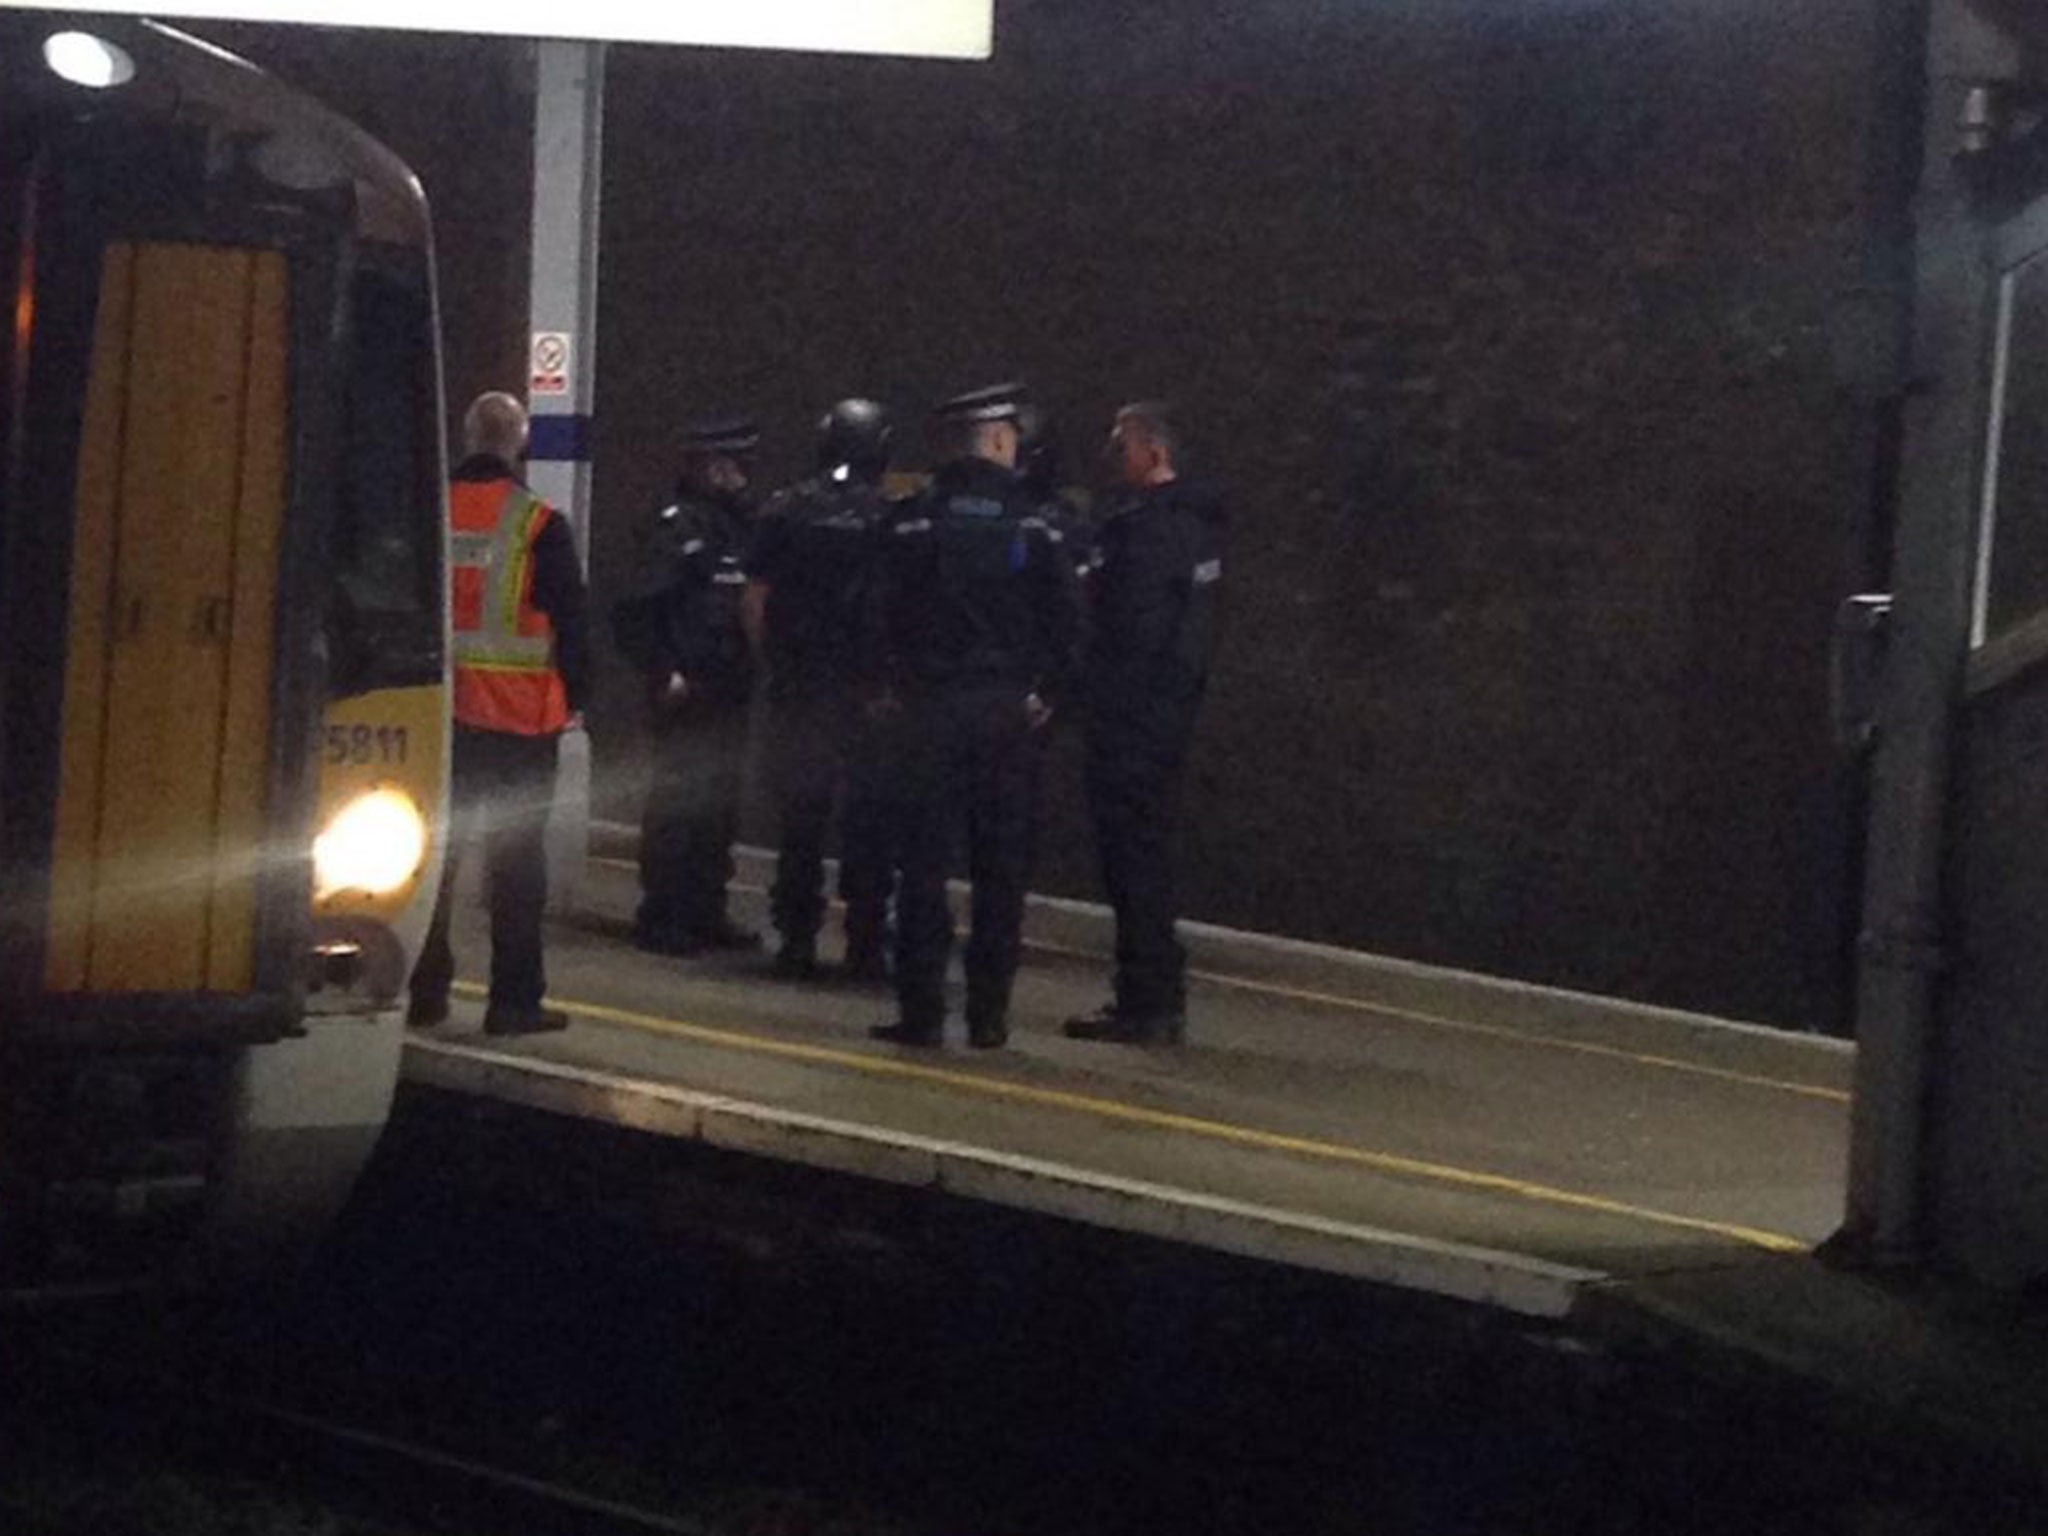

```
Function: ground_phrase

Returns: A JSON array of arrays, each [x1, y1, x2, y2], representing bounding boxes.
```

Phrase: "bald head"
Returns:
[[463, 391, 528, 465]]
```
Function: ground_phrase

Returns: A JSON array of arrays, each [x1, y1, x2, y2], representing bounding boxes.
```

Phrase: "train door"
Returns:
[[0, 118, 342, 1034], [42, 241, 289, 996], [1929, 192, 2048, 1282]]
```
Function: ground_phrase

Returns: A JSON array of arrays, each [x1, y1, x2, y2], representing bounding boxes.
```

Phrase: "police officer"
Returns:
[[409, 391, 590, 1035], [1016, 401, 1096, 583], [743, 399, 898, 980], [1064, 401, 1223, 1046], [613, 416, 761, 956], [867, 384, 1080, 1048]]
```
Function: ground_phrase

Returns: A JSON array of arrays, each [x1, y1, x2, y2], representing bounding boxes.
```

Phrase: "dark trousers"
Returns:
[[766, 692, 895, 953], [893, 688, 1042, 1032], [411, 724, 560, 1012], [1085, 729, 1190, 1017], [637, 691, 747, 939]]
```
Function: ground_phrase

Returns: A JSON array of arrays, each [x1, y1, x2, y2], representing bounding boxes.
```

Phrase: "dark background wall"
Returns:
[[219, 0, 1899, 1029]]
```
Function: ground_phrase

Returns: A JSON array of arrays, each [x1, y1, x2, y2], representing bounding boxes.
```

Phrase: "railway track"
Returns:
[[6, 1332, 733, 1536]]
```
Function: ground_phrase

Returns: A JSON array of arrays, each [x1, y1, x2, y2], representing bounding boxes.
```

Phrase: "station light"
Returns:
[[313, 788, 428, 899], [41, 31, 136, 89]]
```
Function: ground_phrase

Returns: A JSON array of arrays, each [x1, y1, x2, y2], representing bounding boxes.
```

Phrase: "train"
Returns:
[[0, 12, 449, 1293]]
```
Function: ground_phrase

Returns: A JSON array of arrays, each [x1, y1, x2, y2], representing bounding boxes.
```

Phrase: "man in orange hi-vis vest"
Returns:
[[408, 392, 590, 1036]]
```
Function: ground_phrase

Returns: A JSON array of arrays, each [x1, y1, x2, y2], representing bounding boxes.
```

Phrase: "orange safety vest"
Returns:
[[449, 479, 570, 736]]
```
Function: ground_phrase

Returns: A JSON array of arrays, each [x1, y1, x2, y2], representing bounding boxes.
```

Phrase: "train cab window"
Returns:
[[1975, 250, 2048, 645], [330, 265, 441, 693], [337, 269, 437, 618]]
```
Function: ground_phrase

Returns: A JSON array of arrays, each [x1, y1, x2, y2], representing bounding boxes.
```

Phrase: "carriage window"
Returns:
[[1976, 252, 2048, 644], [335, 269, 439, 620]]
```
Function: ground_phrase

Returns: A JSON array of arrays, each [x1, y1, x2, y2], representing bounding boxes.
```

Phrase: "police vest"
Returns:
[[449, 479, 570, 736]]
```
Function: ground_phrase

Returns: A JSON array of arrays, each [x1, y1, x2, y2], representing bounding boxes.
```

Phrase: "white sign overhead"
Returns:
[[7, 0, 992, 59]]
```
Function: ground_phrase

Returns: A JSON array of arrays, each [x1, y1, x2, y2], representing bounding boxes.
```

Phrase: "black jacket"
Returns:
[[745, 472, 892, 701], [868, 457, 1079, 701], [612, 488, 755, 702], [451, 454, 591, 716], [1084, 477, 1224, 747]]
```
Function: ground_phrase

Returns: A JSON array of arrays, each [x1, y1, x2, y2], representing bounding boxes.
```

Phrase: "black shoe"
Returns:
[[966, 1018, 1008, 1050], [1062, 1006, 1185, 1045], [868, 1020, 941, 1049], [405, 995, 449, 1029], [772, 940, 820, 979], [689, 918, 761, 951], [483, 1004, 570, 1037]]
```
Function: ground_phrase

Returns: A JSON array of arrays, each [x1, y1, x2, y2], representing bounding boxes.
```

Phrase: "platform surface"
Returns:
[[400, 845, 2048, 1471]]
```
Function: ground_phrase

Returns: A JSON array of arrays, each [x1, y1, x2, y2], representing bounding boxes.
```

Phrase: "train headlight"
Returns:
[[43, 32, 136, 90], [313, 789, 427, 899]]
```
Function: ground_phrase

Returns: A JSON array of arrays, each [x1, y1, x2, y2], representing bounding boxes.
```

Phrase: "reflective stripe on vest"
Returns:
[[452, 490, 552, 672]]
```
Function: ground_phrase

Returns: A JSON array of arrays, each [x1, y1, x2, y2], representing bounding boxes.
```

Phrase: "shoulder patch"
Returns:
[[948, 495, 1007, 520]]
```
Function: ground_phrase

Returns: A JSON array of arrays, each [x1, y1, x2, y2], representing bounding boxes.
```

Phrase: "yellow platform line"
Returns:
[[587, 857, 1847, 1105], [1038, 941, 1851, 1106], [449, 980, 1809, 1255]]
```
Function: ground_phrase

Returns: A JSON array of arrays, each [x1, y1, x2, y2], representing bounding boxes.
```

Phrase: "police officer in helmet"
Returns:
[[743, 398, 898, 980], [865, 383, 1080, 1048], [1016, 400, 1095, 580], [613, 415, 762, 957]]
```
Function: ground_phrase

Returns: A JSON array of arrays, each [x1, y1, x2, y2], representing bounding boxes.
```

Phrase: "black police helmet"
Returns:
[[1014, 402, 1062, 494], [817, 398, 892, 479]]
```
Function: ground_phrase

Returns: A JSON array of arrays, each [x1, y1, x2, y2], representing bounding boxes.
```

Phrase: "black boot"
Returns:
[[1062, 1005, 1184, 1046], [966, 1014, 1008, 1050], [406, 994, 450, 1029], [483, 1003, 570, 1037]]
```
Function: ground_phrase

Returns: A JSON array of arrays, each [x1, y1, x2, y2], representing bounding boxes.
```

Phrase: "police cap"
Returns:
[[932, 382, 1029, 426], [677, 414, 760, 456]]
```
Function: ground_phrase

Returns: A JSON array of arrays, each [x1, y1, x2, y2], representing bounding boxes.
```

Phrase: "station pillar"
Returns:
[[527, 39, 605, 916]]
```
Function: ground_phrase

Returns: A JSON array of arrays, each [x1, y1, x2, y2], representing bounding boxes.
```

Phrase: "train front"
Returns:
[[0, 14, 451, 1292]]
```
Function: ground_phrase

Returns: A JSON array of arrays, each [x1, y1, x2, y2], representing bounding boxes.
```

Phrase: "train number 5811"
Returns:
[[325, 724, 409, 766]]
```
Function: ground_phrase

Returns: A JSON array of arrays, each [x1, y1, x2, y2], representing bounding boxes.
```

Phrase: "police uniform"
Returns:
[[866, 385, 1080, 1048], [408, 452, 590, 1035], [748, 412, 897, 977], [1067, 473, 1224, 1042], [613, 417, 760, 954]]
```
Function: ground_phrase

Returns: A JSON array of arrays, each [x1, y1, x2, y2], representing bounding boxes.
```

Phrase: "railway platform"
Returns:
[[403, 832, 2048, 1476]]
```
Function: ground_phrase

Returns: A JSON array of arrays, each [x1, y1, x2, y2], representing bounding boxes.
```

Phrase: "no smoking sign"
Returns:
[[530, 331, 572, 397]]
